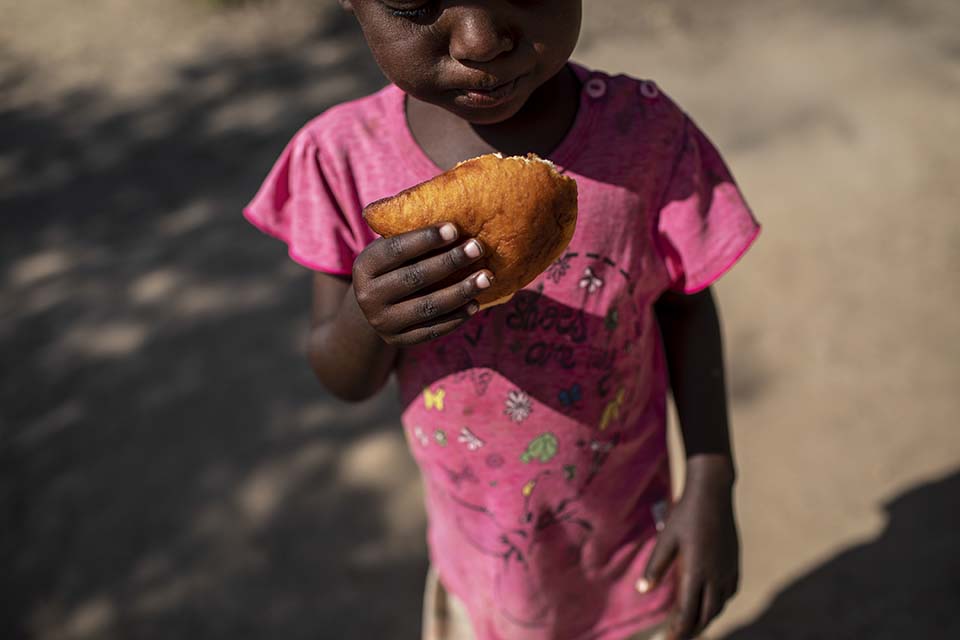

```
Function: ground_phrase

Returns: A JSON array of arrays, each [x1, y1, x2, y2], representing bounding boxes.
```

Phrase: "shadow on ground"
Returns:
[[0, 6, 435, 640], [721, 469, 960, 640]]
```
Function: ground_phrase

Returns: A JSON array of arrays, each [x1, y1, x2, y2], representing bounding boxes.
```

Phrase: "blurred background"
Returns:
[[2, 0, 958, 638]]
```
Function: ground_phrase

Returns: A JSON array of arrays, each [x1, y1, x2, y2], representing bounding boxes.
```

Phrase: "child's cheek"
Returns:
[[353, 16, 443, 98]]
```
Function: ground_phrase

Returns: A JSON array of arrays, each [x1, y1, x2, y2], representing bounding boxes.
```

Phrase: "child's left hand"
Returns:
[[641, 455, 740, 640]]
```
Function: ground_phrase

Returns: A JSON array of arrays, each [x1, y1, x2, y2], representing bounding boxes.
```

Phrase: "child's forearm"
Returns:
[[655, 287, 736, 486], [308, 284, 399, 402], [649, 287, 742, 640]]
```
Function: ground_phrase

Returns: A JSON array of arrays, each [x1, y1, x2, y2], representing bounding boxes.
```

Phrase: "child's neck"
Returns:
[[406, 64, 581, 171]]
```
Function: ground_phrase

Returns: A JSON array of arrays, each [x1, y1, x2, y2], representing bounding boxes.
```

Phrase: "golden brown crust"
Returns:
[[363, 153, 578, 307]]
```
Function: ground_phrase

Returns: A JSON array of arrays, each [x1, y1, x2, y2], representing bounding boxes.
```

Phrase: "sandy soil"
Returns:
[[2, 1, 958, 638]]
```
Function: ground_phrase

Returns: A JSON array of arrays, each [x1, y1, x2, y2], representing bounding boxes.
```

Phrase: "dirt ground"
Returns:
[[2, 1, 958, 638]]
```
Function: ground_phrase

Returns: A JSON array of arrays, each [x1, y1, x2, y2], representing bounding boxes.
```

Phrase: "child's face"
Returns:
[[342, 1, 582, 125]]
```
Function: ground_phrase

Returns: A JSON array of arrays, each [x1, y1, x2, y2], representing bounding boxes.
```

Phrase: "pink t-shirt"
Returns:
[[245, 62, 760, 640]]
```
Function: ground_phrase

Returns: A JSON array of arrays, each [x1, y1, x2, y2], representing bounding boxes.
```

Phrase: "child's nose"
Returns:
[[447, 7, 515, 64]]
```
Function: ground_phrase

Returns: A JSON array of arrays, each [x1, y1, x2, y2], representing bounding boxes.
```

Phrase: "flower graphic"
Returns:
[[504, 390, 533, 423], [579, 267, 604, 294], [458, 427, 485, 451], [485, 453, 505, 469], [547, 253, 573, 283], [412, 426, 429, 447]]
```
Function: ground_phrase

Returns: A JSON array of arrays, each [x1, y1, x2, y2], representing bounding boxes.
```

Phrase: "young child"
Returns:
[[244, 2, 759, 639]]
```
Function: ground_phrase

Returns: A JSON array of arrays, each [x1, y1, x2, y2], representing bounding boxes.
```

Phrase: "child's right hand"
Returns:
[[352, 222, 493, 346]]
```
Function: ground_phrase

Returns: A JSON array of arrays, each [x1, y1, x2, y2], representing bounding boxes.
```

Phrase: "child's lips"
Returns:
[[455, 75, 525, 108]]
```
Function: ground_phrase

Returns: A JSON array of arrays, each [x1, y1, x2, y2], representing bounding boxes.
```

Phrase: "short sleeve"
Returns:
[[243, 125, 372, 275], [655, 117, 760, 294]]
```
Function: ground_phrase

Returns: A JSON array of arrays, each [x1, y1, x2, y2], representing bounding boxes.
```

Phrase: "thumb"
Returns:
[[639, 531, 678, 593]]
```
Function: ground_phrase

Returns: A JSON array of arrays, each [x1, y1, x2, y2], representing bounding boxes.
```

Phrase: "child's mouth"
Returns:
[[455, 76, 524, 109]]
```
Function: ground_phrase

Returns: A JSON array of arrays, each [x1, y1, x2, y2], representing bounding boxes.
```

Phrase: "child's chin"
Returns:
[[450, 99, 528, 126]]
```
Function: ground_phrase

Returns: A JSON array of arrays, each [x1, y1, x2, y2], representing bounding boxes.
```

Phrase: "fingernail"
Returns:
[[464, 240, 482, 259], [635, 578, 652, 593], [467, 302, 480, 315], [476, 273, 491, 289], [439, 224, 457, 241]]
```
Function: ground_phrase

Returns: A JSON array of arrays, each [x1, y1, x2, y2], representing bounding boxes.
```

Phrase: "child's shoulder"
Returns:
[[568, 63, 692, 170], [571, 62, 683, 106], [575, 63, 685, 117]]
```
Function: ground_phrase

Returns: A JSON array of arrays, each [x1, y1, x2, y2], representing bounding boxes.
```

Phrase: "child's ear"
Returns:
[[338, 0, 354, 12]]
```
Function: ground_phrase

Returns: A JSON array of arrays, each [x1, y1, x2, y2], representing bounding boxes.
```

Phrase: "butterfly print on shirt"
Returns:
[[424, 387, 446, 411], [558, 383, 583, 409]]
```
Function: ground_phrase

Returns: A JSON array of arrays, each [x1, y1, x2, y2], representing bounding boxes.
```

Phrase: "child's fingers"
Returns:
[[697, 583, 724, 637], [357, 223, 458, 279], [374, 238, 484, 303], [384, 271, 490, 333], [728, 571, 740, 598], [641, 532, 678, 588], [669, 570, 703, 640], [389, 306, 476, 346]]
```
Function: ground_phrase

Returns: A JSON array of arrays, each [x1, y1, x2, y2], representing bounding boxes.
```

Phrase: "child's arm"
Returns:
[[307, 223, 492, 401], [645, 287, 741, 640], [307, 275, 399, 401]]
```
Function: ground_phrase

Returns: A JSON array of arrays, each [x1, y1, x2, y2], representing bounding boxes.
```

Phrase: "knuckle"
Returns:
[[460, 279, 476, 300], [416, 297, 439, 319], [367, 238, 385, 257], [386, 236, 405, 259], [351, 256, 366, 280], [400, 265, 425, 289], [354, 287, 371, 306], [443, 247, 463, 270]]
